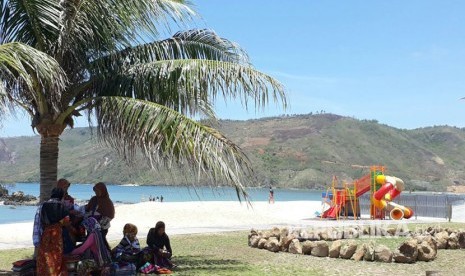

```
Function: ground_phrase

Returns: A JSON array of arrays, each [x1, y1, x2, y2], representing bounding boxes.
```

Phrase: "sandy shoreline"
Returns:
[[0, 201, 462, 250]]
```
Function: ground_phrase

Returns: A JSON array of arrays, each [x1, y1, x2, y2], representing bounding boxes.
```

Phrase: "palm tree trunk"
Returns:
[[39, 135, 60, 202], [37, 124, 65, 202]]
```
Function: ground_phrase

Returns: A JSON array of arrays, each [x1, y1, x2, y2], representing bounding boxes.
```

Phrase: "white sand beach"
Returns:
[[0, 200, 461, 250]]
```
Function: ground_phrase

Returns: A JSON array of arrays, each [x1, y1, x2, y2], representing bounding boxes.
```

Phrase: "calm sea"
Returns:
[[0, 183, 323, 224]]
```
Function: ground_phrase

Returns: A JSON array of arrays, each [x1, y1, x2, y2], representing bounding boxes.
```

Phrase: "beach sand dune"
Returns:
[[0, 200, 459, 250]]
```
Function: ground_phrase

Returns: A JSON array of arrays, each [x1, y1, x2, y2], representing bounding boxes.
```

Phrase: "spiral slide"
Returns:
[[372, 175, 414, 220]]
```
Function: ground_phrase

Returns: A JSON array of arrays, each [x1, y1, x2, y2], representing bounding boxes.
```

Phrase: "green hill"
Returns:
[[1, 113, 465, 191]]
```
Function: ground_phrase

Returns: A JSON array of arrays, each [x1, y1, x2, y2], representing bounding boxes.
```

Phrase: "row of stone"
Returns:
[[248, 227, 465, 264]]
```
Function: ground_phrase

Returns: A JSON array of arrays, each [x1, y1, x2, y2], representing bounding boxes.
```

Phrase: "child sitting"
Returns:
[[112, 223, 142, 265]]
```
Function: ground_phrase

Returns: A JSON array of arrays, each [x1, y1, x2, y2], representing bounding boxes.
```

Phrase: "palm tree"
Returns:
[[0, 0, 286, 202]]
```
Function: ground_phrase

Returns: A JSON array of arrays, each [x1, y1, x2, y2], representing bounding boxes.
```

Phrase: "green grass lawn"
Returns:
[[2, 222, 465, 275]]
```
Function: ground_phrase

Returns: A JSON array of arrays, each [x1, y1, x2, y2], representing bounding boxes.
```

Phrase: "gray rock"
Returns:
[[374, 245, 393, 263], [319, 231, 329, 241], [257, 238, 267, 249], [265, 237, 280, 252], [311, 241, 329, 257], [329, 240, 343, 258], [447, 232, 459, 249], [270, 227, 281, 239], [249, 236, 261, 248], [352, 243, 367, 261], [301, 241, 315, 255], [279, 227, 289, 240], [279, 235, 295, 252], [457, 231, 465, 249], [417, 241, 437, 262], [434, 231, 448, 249], [386, 227, 397, 236], [363, 242, 376, 262], [340, 241, 357, 259], [288, 239, 302, 254], [393, 239, 418, 264]]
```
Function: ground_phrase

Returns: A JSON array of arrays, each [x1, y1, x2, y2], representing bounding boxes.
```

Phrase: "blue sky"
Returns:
[[2, 0, 465, 137]]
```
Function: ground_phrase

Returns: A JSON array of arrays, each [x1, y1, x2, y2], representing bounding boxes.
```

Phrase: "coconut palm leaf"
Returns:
[[0, 0, 60, 49], [92, 29, 250, 74], [0, 42, 67, 114], [90, 59, 285, 118], [96, 96, 250, 201]]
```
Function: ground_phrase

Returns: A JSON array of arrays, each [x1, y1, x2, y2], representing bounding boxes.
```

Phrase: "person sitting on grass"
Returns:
[[146, 221, 176, 269], [71, 217, 112, 275], [112, 223, 143, 267]]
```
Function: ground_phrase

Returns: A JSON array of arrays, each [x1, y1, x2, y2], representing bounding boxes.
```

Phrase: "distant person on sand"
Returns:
[[160, 195, 164, 202], [156, 196, 160, 202], [85, 182, 115, 250], [149, 195, 153, 202], [269, 186, 275, 204]]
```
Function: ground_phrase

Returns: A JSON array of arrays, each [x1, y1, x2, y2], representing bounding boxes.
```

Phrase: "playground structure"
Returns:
[[320, 166, 414, 220]]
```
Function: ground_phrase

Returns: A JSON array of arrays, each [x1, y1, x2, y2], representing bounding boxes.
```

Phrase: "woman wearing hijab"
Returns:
[[72, 217, 112, 275], [35, 188, 70, 276], [85, 182, 115, 249], [57, 178, 74, 210], [146, 221, 175, 269], [56, 178, 85, 248]]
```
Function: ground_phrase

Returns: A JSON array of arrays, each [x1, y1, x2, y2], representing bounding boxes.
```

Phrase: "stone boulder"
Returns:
[[301, 241, 315, 255], [363, 242, 376, 262], [340, 241, 357, 259], [329, 240, 343, 258], [279, 235, 295, 252], [319, 231, 329, 241], [270, 227, 281, 239], [393, 239, 418, 264], [307, 231, 320, 241], [249, 236, 261, 248], [257, 238, 267, 249], [417, 241, 437, 262], [434, 231, 448, 249], [447, 232, 459, 249], [265, 237, 280, 252], [327, 229, 343, 241], [352, 243, 367, 261], [279, 227, 289, 240], [374, 245, 393, 263], [311, 241, 329, 257], [288, 239, 302, 254], [386, 227, 397, 236], [457, 231, 465, 249], [343, 228, 359, 239]]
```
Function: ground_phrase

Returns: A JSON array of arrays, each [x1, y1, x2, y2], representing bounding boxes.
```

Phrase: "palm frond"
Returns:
[[92, 29, 250, 73], [55, 0, 195, 58], [1, 0, 60, 49], [0, 42, 67, 113], [91, 59, 286, 118], [96, 96, 251, 201]]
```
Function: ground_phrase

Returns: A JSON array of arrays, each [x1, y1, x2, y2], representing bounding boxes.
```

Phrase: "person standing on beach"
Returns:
[[160, 195, 164, 202], [269, 186, 275, 204], [35, 188, 70, 276], [85, 182, 115, 250]]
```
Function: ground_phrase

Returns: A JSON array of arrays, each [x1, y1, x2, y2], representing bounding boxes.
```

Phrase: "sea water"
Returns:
[[0, 183, 323, 224]]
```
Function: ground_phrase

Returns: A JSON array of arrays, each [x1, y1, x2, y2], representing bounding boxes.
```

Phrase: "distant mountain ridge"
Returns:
[[1, 113, 465, 192]]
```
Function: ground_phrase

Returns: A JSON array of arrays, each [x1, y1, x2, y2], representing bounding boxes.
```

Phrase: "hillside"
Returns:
[[1, 113, 465, 191]]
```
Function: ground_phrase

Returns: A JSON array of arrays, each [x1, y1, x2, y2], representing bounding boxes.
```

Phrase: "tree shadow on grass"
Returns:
[[174, 254, 249, 274]]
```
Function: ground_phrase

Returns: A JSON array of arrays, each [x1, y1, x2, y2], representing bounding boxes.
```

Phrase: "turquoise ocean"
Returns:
[[0, 183, 323, 224]]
